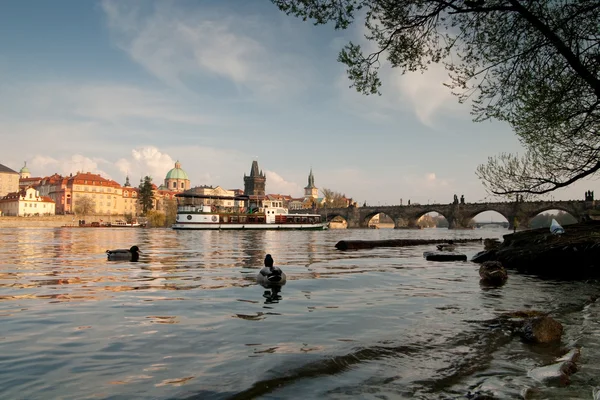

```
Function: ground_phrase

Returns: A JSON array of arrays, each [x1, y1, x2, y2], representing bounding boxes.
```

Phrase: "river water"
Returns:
[[1, 227, 599, 399]]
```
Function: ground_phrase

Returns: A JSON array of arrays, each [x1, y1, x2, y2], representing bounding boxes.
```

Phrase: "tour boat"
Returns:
[[172, 193, 327, 230], [109, 220, 145, 228]]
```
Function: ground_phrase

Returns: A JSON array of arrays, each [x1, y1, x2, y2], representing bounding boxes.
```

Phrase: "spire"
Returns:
[[124, 175, 131, 187], [250, 160, 260, 177], [175, 160, 181, 169], [305, 168, 316, 189]]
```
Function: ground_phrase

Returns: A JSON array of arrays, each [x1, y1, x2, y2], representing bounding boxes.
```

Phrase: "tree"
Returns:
[[139, 176, 154, 216], [74, 196, 95, 216], [146, 210, 166, 228], [321, 188, 350, 208], [164, 198, 178, 227], [272, 1, 600, 196]]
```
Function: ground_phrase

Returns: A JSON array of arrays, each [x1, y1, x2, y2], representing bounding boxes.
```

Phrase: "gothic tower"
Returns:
[[304, 168, 318, 199], [244, 160, 266, 196]]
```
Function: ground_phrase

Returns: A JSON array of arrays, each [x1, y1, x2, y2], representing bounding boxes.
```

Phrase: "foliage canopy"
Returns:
[[139, 176, 155, 215], [272, 0, 600, 196]]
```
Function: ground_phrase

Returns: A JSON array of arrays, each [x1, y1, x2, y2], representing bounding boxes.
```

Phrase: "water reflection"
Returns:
[[261, 285, 283, 304], [1, 226, 600, 400]]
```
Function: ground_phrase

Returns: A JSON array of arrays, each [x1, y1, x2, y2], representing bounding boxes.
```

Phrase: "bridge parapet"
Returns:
[[298, 199, 593, 229]]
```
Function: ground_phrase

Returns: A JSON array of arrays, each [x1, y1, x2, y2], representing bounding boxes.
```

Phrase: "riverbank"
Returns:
[[0, 215, 120, 228]]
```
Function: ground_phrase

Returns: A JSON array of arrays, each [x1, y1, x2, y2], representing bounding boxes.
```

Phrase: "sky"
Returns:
[[0, 0, 596, 216]]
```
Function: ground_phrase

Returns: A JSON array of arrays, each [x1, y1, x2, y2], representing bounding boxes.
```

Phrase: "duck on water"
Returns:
[[106, 246, 141, 262], [256, 254, 286, 286]]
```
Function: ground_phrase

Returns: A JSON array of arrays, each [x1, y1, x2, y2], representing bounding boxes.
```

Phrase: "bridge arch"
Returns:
[[462, 208, 511, 224]]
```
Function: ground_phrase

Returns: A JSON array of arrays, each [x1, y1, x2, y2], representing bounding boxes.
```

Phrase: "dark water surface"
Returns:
[[1, 227, 599, 399]]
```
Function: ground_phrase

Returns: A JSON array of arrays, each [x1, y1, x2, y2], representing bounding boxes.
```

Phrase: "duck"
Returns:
[[436, 240, 456, 252], [106, 245, 141, 262], [256, 254, 286, 286]]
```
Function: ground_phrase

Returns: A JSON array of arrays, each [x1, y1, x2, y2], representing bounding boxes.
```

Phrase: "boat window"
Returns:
[[223, 216, 228, 223], [257, 217, 265, 223], [240, 216, 247, 223], [248, 217, 256, 223], [231, 216, 238, 223]]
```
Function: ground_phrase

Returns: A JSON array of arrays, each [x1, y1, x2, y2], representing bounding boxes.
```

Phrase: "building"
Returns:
[[0, 187, 55, 216], [264, 194, 292, 209], [244, 160, 266, 197], [164, 161, 191, 193], [304, 168, 319, 199], [0, 163, 19, 197], [244, 160, 266, 211], [19, 162, 42, 189], [182, 185, 242, 211]]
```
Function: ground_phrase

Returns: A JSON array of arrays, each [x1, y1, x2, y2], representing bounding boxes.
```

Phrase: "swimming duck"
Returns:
[[106, 246, 141, 262], [256, 254, 286, 285]]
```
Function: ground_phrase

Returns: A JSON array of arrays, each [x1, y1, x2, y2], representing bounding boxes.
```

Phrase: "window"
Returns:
[[181, 182, 184, 188], [173, 182, 176, 188]]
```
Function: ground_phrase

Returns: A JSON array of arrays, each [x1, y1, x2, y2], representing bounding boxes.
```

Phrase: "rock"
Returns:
[[520, 316, 563, 344], [528, 347, 580, 386], [470, 220, 600, 279], [484, 238, 501, 250], [528, 360, 577, 386], [479, 261, 508, 286], [471, 250, 495, 263]]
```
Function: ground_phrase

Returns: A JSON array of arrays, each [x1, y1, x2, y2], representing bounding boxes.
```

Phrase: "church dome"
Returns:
[[20, 162, 30, 174], [165, 161, 189, 180]]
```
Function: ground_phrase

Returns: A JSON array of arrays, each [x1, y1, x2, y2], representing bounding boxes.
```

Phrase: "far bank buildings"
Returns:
[[0, 160, 327, 217]]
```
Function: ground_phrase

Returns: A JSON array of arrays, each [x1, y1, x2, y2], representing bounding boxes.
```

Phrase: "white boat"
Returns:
[[109, 220, 145, 228], [172, 193, 327, 230]]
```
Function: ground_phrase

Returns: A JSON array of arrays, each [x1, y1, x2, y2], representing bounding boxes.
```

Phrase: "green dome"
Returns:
[[20, 162, 30, 174], [165, 161, 189, 180]]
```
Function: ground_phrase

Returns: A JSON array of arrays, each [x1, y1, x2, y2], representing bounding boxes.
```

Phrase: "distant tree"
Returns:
[[164, 198, 178, 227], [124, 212, 134, 224], [272, 1, 600, 196], [139, 176, 154, 216], [146, 210, 166, 228], [321, 188, 350, 208], [74, 196, 95, 216]]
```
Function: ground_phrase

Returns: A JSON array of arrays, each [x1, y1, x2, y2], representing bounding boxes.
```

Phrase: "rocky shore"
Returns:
[[472, 220, 600, 279]]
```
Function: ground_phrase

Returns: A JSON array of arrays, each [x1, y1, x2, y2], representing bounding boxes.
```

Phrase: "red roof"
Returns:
[[67, 172, 121, 188]]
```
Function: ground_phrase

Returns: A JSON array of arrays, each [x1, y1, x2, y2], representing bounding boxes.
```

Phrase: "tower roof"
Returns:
[[165, 160, 189, 180], [305, 168, 316, 189], [0, 163, 18, 174], [19, 161, 30, 174], [247, 160, 264, 177]]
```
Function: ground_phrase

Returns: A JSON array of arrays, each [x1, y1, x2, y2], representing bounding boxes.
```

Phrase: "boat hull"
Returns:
[[172, 222, 328, 230]]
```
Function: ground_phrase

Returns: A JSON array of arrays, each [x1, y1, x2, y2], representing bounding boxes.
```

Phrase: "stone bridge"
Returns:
[[294, 200, 598, 229]]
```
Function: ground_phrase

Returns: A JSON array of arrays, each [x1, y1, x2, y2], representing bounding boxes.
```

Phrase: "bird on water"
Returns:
[[256, 254, 286, 285], [106, 246, 141, 262]]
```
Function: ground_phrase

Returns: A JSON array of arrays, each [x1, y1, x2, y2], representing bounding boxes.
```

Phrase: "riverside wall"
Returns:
[[0, 215, 119, 228]]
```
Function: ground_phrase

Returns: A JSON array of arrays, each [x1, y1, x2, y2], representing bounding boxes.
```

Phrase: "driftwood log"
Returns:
[[335, 238, 482, 251]]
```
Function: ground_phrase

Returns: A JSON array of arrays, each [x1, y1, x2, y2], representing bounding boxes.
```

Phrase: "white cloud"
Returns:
[[335, 22, 466, 127], [265, 170, 303, 197], [29, 154, 113, 179], [115, 146, 175, 183], [101, 0, 312, 99], [426, 172, 436, 182]]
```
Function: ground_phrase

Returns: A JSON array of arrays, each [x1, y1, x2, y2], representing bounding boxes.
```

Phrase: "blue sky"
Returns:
[[0, 0, 594, 211]]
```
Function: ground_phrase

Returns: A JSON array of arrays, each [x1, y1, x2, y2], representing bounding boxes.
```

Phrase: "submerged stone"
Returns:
[[520, 316, 563, 344]]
